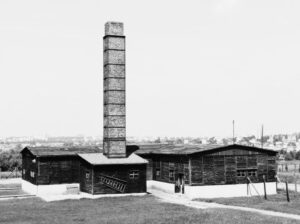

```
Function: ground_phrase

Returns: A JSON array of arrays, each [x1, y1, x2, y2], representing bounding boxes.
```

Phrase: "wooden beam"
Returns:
[[91, 167, 94, 195], [188, 157, 192, 185]]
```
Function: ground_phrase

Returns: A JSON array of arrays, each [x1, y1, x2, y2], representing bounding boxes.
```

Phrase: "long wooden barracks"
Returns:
[[136, 144, 277, 187], [21, 22, 148, 196]]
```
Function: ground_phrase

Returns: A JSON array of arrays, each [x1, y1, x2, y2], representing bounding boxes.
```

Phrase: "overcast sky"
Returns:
[[0, 0, 299, 138]]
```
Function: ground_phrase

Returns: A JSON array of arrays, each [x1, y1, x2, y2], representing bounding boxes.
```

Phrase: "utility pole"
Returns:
[[261, 124, 264, 148], [233, 120, 235, 144]]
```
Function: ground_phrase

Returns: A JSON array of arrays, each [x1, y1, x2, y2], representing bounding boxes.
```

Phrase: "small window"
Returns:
[[169, 170, 175, 182], [237, 170, 246, 177], [156, 168, 161, 177], [30, 171, 35, 178], [129, 170, 139, 180], [247, 170, 257, 177], [237, 169, 257, 177], [22, 169, 25, 175], [86, 171, 90, 179], [32, 159, 36, 163]]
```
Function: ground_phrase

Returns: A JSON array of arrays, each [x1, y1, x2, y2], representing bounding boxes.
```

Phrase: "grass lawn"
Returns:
[[0, 195, 298, 224], [0, 189, 25, 196], [195, 190, 300, 216], [0, 182, 24, 196]]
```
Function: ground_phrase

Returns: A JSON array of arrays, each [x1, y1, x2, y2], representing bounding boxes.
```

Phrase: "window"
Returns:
[[237, 169, 257, 177], [22, 169, 25, 175], [156, 168, 161, 177], [129, 170, 139, 180], [86, 171, 90, 179], [247, 170, 257, 177], [30, 171, 35, 178], [169, 170, 175, 182], [237, 170, 246, 177]]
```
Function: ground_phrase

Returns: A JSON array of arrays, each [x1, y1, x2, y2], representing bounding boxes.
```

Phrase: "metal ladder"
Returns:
[[99, 174, 127, 193]]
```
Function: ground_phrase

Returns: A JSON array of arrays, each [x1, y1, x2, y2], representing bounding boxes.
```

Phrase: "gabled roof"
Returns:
[[21, 146, 100, 157], [135, 144, 277, 156], [78, 153, 148, 165]]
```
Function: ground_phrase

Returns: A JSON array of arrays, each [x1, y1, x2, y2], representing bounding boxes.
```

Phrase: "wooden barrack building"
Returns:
[[136, 144, 277, 186]]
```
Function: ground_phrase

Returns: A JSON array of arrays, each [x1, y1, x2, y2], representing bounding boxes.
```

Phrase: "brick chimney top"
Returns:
[[105, 22, 124, 36]]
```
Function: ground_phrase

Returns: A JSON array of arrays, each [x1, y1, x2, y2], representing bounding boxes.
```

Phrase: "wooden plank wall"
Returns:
[[22, 151, 37, 184], [202, 156, 214, 184], [151, 155, 189, 184], [91, 164, 147, 194], [214, 156, 225, 184], [146, 158, 153, 180], [36, 156, 80, 185], [267, 156, 277, 182], [190, 153, 277, 185], [190, 157, 202, 184], [224, 156, 236, 184], [79, 161, 93, 194]]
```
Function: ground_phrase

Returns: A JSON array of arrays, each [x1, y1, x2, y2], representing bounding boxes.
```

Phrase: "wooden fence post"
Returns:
[[276, 176, 278, 194], [295, 173, 298, 196], [247, 176, 249, 196], [286, 181, 290, 202], [263, 175, 267, 200]]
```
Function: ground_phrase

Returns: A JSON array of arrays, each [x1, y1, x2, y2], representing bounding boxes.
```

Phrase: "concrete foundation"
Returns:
[[147, 180, 277, 199], [21, 179, 147, 202], [21, 179, 80, 196]]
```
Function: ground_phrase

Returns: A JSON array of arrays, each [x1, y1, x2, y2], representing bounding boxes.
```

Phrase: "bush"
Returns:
[[0, 149, 22, 171]]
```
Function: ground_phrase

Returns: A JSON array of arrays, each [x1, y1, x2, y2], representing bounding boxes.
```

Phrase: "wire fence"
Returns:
[[0, 168, 21, 179], [278, 163, 300, 173]]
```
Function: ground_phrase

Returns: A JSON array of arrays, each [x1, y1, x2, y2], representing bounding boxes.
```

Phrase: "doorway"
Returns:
[[175, 173, 185, 194]]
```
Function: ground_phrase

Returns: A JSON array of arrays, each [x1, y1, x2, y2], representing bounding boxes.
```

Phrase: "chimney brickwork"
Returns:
[[103, 22, 126, 158]]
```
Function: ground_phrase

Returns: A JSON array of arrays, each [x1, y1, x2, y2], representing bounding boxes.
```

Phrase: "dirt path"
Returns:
[[150, 189, 300, 221]]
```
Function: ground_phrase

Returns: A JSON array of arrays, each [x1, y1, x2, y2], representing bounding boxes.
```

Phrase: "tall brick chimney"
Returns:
[[103, 22, 126, 158]]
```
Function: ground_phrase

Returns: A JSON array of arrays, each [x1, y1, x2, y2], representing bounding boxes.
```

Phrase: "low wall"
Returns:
[[147, 180, 277, 199], [147, 180, 175, 194], [21, 179, 79, 196]]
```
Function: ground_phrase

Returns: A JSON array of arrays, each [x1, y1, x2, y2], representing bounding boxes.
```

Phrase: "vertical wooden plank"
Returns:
[[190, 156, 203, 185], [225, 156, 236, 184], [203, 156, 214, 184], [92, 167, 94, 195], [188, 157, 192, 185], [213, 155, 225, 184]]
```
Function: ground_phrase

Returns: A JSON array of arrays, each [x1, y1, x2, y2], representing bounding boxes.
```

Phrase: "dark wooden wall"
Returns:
[[141, 148, 277, 186], [79, 160, 93, 193], [143, 155, 189, 184], [21, 151, 37, 184], [80, 163, 147, 194], [36, 156, 80, 185], [190, 150, 277, 185], [146, 158, 153, 180], [22, 150, 81, 185]]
